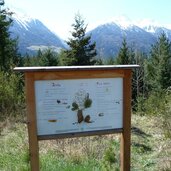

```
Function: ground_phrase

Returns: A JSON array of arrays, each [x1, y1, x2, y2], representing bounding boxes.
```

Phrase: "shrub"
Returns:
[[0, 72, 24, 120], [136, 89, 171, 139]]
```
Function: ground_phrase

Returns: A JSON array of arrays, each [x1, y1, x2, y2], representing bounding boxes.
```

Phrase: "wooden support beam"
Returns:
[[120, 69, 132, 171], [25, 73, 39, 171]]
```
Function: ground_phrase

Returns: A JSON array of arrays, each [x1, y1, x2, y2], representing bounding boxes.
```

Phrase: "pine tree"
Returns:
[[62, 13, 97, 66], [145, 33, 171, 91], [0, 4, 21, 72], [40, 49, 59, 66], [116, 38, 130, 64]]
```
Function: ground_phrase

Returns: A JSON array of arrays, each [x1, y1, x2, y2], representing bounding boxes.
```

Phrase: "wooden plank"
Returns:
[[25, 73, 39, 171], [38, 129, 123, 140], [33, 69, 124, 80], [14, 65, 140, 72], [120, 69, 132, 171]]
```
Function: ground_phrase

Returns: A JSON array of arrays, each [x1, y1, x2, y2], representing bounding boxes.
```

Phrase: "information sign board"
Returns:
[[14, 65, 139, 171], [35, 78, 123, 136]]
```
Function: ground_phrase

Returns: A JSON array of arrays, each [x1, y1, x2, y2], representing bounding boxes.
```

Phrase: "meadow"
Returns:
[[0, 114, 170, 171]]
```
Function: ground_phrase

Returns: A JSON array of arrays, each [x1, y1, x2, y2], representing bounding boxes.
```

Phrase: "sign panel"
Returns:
[[35, 78, 123, 136]]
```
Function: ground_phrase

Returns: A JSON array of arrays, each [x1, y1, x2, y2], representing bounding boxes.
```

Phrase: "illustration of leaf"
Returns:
[[84, 98, 92, 108], [71, 102, 79, 111]]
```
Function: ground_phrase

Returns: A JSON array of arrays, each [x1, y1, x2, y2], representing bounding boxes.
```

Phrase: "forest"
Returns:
[[0, 4, 171, 171]]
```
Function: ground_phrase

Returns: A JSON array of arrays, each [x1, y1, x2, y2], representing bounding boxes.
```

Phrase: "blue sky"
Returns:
[[5, 0, 171, 39]]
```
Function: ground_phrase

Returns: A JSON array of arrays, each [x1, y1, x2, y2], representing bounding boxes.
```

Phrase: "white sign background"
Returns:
[[35, 78, 123, 136]]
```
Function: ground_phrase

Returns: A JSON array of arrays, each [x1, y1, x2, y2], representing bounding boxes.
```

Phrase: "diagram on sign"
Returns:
[[71, 90, 93, 124], [35, 78, 123, 136]]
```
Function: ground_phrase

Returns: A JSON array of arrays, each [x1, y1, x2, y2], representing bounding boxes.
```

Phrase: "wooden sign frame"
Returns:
[[14, 65, 139, 171]]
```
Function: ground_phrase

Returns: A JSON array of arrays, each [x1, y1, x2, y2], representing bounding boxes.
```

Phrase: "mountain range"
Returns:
[[9, 11, 65, 55], [88, 17, 171, 58], [9, 11, 171, 58]]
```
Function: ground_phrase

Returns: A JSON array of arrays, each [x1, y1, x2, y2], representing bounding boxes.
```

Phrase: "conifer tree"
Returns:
[[116, 39, 147, 105], [62, 13, 97, 66], [116, 38, 130, 64], [0, 4, 20, 72], [145, 33, 171, 91], [40, 49, 59, 66]]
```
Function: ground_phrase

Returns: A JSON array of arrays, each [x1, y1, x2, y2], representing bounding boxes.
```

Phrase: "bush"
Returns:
[[101, 140, 120, 171], [162, 89, 171, 138], [137, 91, 165, 115], [0, 72, 24, 120], [136, 89, 171, 139]]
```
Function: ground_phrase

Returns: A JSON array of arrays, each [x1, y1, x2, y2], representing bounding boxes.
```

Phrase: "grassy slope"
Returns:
[[0, 114, 170, 171]]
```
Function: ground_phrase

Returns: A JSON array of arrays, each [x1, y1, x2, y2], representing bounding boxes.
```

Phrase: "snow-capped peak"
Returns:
[[88, 15, 134, 31], [136, 19, 160, 33], [5, 3, 36, 31], [110, 15, 134, 29], [12, 11, 36, 30]]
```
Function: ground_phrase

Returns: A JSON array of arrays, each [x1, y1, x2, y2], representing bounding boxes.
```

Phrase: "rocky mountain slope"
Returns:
[[9, 11, 65, 55]]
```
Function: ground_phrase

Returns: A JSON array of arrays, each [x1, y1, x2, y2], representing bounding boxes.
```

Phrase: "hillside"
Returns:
[[88, 23, 156, 58], [9, 11, 65, 55], [87, 17, 171, 58]]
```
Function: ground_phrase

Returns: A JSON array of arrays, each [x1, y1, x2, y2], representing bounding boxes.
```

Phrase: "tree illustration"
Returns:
[[71, 90, 92, 123]]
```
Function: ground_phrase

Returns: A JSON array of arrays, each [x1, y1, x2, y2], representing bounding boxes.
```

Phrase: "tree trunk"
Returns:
[[77, 109, 84, 123]]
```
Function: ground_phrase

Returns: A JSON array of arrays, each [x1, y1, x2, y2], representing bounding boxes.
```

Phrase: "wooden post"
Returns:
[[25, 73, 39, 171], [120, 69, 132, 171]]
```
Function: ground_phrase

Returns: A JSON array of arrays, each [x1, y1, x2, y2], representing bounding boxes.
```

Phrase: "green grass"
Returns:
[[0, 114, 171, 171], [0, 122, 30, 171]]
